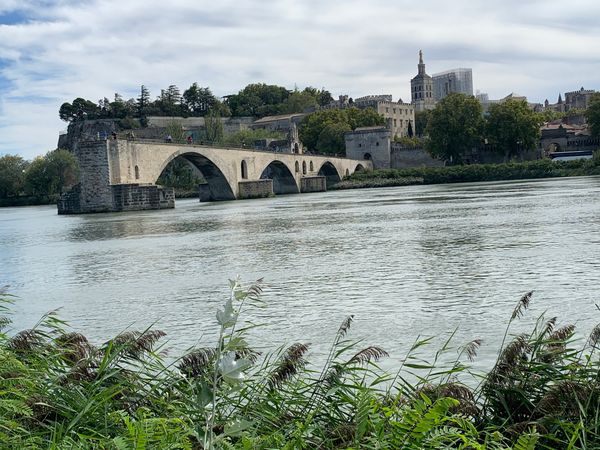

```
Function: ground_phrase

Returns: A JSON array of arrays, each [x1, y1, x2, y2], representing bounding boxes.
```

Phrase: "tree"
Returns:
[[164, 121, 186, 144], [182, 83, 219, 116], [25, 149, 79, 196], [315, 122, 352, 154], [59, 98, 100, 122], [415, 110, 431, 136], [486, 99, 541, 162], [281, 90, 318, 114], [225, 83, 290, 117], [299, 108, 386, 155], [585, 93, 600, 136], [205, 110, 224, 144], [425, 93, 484, 163], [0, 154, 29, 198], [137, 85, 151, 118]]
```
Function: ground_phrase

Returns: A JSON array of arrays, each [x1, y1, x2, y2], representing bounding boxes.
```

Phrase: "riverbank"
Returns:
[[337, 154, 600, 189], [1, 283, 598, 449], [0, 194, 58, 207]]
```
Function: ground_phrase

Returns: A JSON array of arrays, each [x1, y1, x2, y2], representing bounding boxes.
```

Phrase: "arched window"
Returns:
[[295, 161, 300, 173], [302, 161, 307, 175], [364, 153, 372, 161], [134, 165, 140, 180], [309, 161, 314, 172], [241, 160, 248, 179]]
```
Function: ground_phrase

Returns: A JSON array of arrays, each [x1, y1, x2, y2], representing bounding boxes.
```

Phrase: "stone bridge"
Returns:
[[58, 139, 372, 214]]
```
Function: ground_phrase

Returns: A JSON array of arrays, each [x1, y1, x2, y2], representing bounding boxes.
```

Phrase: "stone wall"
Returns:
[[300, 176, 327, 193], [238, 180, 273, 199], [59, 140, 114, 213], [344, 127, 391, 169], [112, 184, 174, 211], [146, 116, 253, 134], [390, 145, 444, 168]]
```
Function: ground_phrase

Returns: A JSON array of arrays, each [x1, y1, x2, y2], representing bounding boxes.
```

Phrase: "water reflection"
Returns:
[[1, 177, 600, 370]]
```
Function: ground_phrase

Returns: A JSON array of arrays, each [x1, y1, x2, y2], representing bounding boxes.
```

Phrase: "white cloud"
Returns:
[[0, 0, 599, 158]]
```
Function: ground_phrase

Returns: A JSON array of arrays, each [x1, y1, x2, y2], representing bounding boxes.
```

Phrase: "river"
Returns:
[[2, 176, 600, 372]]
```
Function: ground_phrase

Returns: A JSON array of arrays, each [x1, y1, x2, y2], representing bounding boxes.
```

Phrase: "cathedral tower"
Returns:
[[410, 50, 435, 112]]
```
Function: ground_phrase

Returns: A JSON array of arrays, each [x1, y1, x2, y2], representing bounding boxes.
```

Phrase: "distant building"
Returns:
[[565, 87, 596, 111], [410, 50, 436, 112], [432, 68, 473, 101], [543, 87, 596, 113], [353, 95, 415, 139]]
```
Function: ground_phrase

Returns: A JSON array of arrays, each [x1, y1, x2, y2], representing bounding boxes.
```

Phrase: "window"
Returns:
[[295, 161, 300, 173], [134, 165, 140, 180], [309, 161, 314, 171], [302, 161, 307, 175], [394, 119, 397, 127], [241, 160, 248, 179]]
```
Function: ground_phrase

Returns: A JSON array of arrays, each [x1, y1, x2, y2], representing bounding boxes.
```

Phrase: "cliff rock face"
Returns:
[[57, 119, 118, 151]]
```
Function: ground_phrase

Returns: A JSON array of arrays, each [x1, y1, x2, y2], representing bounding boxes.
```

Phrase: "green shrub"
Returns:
[[1, 283, 599, 448]]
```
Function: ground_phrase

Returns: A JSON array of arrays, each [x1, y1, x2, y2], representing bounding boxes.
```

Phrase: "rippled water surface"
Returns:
[[2, 177, 600, 370]]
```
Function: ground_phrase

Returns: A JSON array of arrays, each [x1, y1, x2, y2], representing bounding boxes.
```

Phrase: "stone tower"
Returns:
[[410, 50, 435, 112]]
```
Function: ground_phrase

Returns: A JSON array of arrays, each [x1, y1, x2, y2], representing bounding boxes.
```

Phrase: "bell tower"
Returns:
[[410, 50, 435, 112]]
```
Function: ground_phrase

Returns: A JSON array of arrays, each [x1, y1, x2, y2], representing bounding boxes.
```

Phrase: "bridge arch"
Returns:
[[318, 161, 342, 188], [355, 163, 365, 172], [157, 151, 236, 201], [260, 160, 299, 195]]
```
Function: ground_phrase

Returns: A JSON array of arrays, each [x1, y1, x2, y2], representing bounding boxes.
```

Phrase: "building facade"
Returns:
[[565, 87, 596, 111], [410, 50, 436, 112], [353, 95, 415, 139], [432, 68, 473, 101]]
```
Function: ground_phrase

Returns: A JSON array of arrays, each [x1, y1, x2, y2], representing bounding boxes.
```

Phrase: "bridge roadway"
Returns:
[[108, 139, 372, 200]]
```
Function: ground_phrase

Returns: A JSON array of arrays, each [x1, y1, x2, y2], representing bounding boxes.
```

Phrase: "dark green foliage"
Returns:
[[182, 83, 222, 117], [425, 93, 484, 163], [586, 93, 600, 137], [299, 108, 385, 155], [345, 155, 600, 188], [225, 84, 332, 118], [2, 284, 599, 449], [24, 149, 79, 197], [0, 154, 29, 198], [486, 99, 541, 162], [157, 158, 205, 196], [415, 109, 431, 136]]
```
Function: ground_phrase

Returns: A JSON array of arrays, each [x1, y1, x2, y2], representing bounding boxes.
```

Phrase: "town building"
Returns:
[[432, 68, 473, 101], [352, 95, 415, 139], [543, 87, 597, 113], [410, 50, 436, 112], [565, 87, 596, 111]]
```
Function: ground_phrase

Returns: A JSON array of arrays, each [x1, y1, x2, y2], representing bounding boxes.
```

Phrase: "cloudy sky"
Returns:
[[1, 0, 599, 159]]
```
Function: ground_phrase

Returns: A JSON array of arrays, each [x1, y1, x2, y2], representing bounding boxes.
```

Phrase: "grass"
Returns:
[[1, 282, 599, 449]]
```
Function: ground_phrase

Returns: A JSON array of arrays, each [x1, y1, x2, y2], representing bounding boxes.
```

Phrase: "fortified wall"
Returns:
[[344, 127, 443, 169]]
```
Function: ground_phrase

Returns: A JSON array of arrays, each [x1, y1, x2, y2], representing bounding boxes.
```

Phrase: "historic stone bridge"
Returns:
[[58, 139, 371, 214]]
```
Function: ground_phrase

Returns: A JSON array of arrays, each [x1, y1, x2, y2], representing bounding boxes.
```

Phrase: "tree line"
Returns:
[[417, 92, 600, 164], [58, 83, 334, 125], [0, 150, 79, 205]]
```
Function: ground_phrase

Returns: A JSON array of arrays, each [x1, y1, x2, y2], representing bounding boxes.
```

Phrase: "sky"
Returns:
[[1, 0, 599, 159]]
